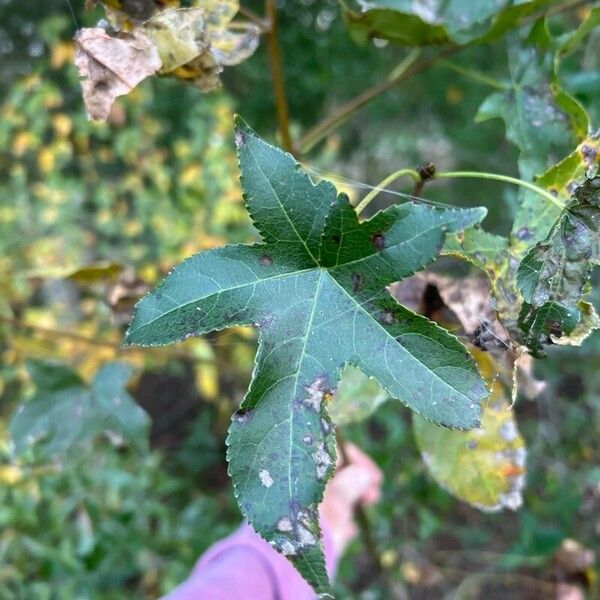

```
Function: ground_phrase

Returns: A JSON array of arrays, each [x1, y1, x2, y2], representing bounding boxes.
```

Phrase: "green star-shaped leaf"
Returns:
[[124, 117, 488, 595]]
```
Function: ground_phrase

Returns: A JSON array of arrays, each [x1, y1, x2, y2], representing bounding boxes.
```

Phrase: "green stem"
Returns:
[[356, 167, 566, 216], [434, 171, 566, 209], [439, 60, 509, 90], [355, 168, 420, 215]]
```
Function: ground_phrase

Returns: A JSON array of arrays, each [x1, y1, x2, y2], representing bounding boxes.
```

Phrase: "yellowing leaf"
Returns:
[[144, 1, 259, 91], [51, 113, 73, 138], [413, 350, 526, 512], [145, 8, 206, 72], [195, 364, 219, 399], [74, 27, 161, 121]]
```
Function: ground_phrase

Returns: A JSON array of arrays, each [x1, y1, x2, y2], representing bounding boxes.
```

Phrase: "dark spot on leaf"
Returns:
[[259, 255, 273, 266], [331, 234, 340, 244], [516, 227, 533, 240], [371, 233, 385, 251], [380, 310, 396, 325], [350, 272, 363, 292], [93, 79, 109, 92], [548, 319, 562, 336], [581, 144, 597, 166], [233, 409, 254, 424], [467, 440, 477, 450]]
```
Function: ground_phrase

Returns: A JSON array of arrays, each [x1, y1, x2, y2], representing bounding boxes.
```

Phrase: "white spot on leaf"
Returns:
[[280, 539, 297, 555], [304, 377, 327, 411], [277, 517, 293, 532], [297, 523, 316, 546], [314, 442, 332, 479], [259, 469, 273, 488]]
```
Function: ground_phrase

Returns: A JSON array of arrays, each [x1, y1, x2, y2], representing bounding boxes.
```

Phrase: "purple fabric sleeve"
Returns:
[[162, 519, 338, 600]]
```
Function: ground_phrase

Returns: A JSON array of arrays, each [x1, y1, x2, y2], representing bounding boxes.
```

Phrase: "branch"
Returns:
[[355, 166, 566, 216], [264, 0, 294, 154], [298, 47, 458, 154], [239, 5, 267, 29], [0, 315, 247, 370]]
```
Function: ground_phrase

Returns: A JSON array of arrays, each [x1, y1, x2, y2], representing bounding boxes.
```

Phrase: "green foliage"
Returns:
[[477, 20, 588, 255], [341, 0, 550, 46], [125, 119, 487, 592], [10, 361, 149, 459], [0, 441, 237, 599]]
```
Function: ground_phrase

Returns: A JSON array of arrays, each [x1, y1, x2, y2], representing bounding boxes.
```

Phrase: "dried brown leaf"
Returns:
[[74, 27, 161, 121]]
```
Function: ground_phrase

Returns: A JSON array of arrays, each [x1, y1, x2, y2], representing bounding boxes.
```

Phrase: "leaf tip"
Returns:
[[233, 114, 252, 148]]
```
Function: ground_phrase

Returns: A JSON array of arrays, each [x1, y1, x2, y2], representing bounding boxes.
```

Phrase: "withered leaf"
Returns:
[[144, 1, 259, 92], [74, 27, 161, 121], [144, 7, 207, 73]]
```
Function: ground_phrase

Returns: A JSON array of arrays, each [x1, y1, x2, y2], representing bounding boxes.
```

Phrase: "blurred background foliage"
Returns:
[[0, 0, 599, 598]]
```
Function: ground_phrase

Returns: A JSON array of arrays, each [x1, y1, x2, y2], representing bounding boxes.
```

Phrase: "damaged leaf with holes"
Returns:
[[10, 361, 149, 459], [414, 351, 526, 512], [124, 118, 488, 595], [517, 177, 600, 355]]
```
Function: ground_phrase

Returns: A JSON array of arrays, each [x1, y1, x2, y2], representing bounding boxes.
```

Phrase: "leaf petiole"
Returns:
[[356, 168, 566, 216], [435, 171, 566, 210], [354, 168, 420, 215]]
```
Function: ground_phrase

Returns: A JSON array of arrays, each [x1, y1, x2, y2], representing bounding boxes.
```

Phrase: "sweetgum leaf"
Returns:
[[124, 117, 488, 595], [144, 2, 259, 92], [468, 17, 597, 339], [341, 0, 549, 47]]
